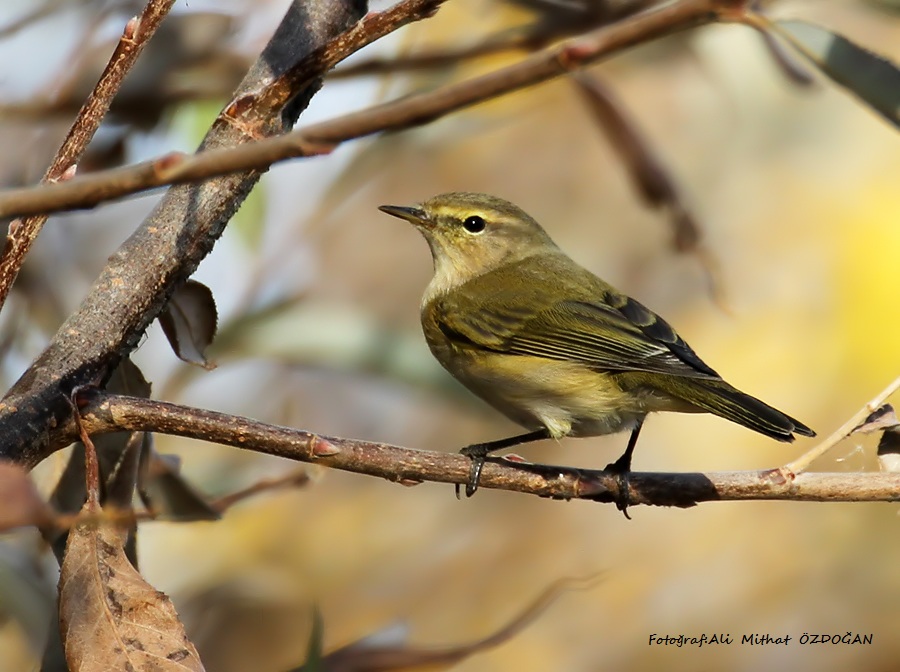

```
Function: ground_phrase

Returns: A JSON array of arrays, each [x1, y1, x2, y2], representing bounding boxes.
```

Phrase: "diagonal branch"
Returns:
[[786, 374, 900, 475], [77, 392, 900, 509], [570, 71, 727, 307], [0, 0, 725, 221], [0, 0, 176, 312], [0, 0, 407, 468], [327, 0, 664, 79], [327, 23, 567, 79]]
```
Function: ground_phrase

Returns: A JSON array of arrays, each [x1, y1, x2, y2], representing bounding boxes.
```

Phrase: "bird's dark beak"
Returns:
[[378, 204, 429, 226]]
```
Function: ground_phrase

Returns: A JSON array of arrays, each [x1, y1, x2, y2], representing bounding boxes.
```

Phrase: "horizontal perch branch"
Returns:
[[77, 391, 900, 510]]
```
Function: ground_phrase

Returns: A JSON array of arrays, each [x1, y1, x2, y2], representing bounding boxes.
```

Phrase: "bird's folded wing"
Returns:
[[433, 296, 720, 380]]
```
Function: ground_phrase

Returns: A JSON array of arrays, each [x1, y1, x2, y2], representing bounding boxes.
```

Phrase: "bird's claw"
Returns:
[[604, 456, 633, 520], [456, 445, 487, 498]]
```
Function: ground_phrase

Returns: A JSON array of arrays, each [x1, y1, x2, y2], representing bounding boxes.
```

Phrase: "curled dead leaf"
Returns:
[[852, 404, 899, 435], [159, 280, 218, 369], [138, 443, 220, 522]]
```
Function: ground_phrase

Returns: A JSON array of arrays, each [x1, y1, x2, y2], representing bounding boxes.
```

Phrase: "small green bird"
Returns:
[[379, 192, 815, 502]]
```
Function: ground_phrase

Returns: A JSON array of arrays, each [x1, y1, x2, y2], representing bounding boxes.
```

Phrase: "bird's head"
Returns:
[[379, 192, 557, 296]]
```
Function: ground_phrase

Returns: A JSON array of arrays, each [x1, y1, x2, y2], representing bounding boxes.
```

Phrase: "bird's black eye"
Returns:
[[463, 215, 486, 234]]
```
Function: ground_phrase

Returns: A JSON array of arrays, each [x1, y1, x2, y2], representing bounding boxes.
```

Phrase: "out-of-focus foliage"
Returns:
[[1, 0, 900, 670], [0, 7, 246, 178], [772, 19, 900, 128]]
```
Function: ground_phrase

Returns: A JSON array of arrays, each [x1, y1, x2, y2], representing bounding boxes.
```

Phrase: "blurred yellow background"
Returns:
[[2, 0, 900, 670]]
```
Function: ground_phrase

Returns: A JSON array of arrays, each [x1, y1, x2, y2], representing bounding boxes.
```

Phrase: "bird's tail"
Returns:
[[675, 379, 815, 442]]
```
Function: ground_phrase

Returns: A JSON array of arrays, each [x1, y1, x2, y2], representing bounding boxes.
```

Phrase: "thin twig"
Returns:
[[328, 25, 561, 78], [242, 0, 447, 120], [0, 0, 725, 220], [0, 0, 424, 469], [570, 71, 728, 307], [0, 0, 176, 313], [316, 574, 605, 670], [328, 0, 665, 79], [70, 388, 102, 506], [77, 392, 900, 509], [784, 375, 900, 475], [208, 469, 312, 511], [43, 468, 312, 532]]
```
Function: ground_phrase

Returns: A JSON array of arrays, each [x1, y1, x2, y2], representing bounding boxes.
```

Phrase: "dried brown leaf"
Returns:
[[851, 404, 899, 435], [159, 280, 218, 369], [854, 404, 900, 472], [108, 356, 152, 398], [0, 461, 53, 531], [138, 446, 220, 522], [58, 394, 203, 670], [59, 498, 205, 671]]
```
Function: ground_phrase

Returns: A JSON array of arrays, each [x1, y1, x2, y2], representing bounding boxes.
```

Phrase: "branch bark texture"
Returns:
[[0, 0, 373, 467], [0, 0, 176, 312], [0, 0, 720, 220], [78, 393, 900, 508], [0, 0, 724, 471]]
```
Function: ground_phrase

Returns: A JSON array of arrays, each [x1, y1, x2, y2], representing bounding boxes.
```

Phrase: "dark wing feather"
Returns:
[[431, 282, 720, 380], [505, 299, 719, 379]]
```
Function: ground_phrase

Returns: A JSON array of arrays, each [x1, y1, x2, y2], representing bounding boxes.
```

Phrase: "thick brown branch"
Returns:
[[253, 0, 445, 113], [0, 0, 722, 220], [77, 393, 900, 508], [0, 0, 393, 467], [0, 0, 176, 312]]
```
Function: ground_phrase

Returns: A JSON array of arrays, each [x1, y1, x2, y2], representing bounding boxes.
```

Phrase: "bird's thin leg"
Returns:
[[457, 428, 551, 498], [604, 420, 644, 519]]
